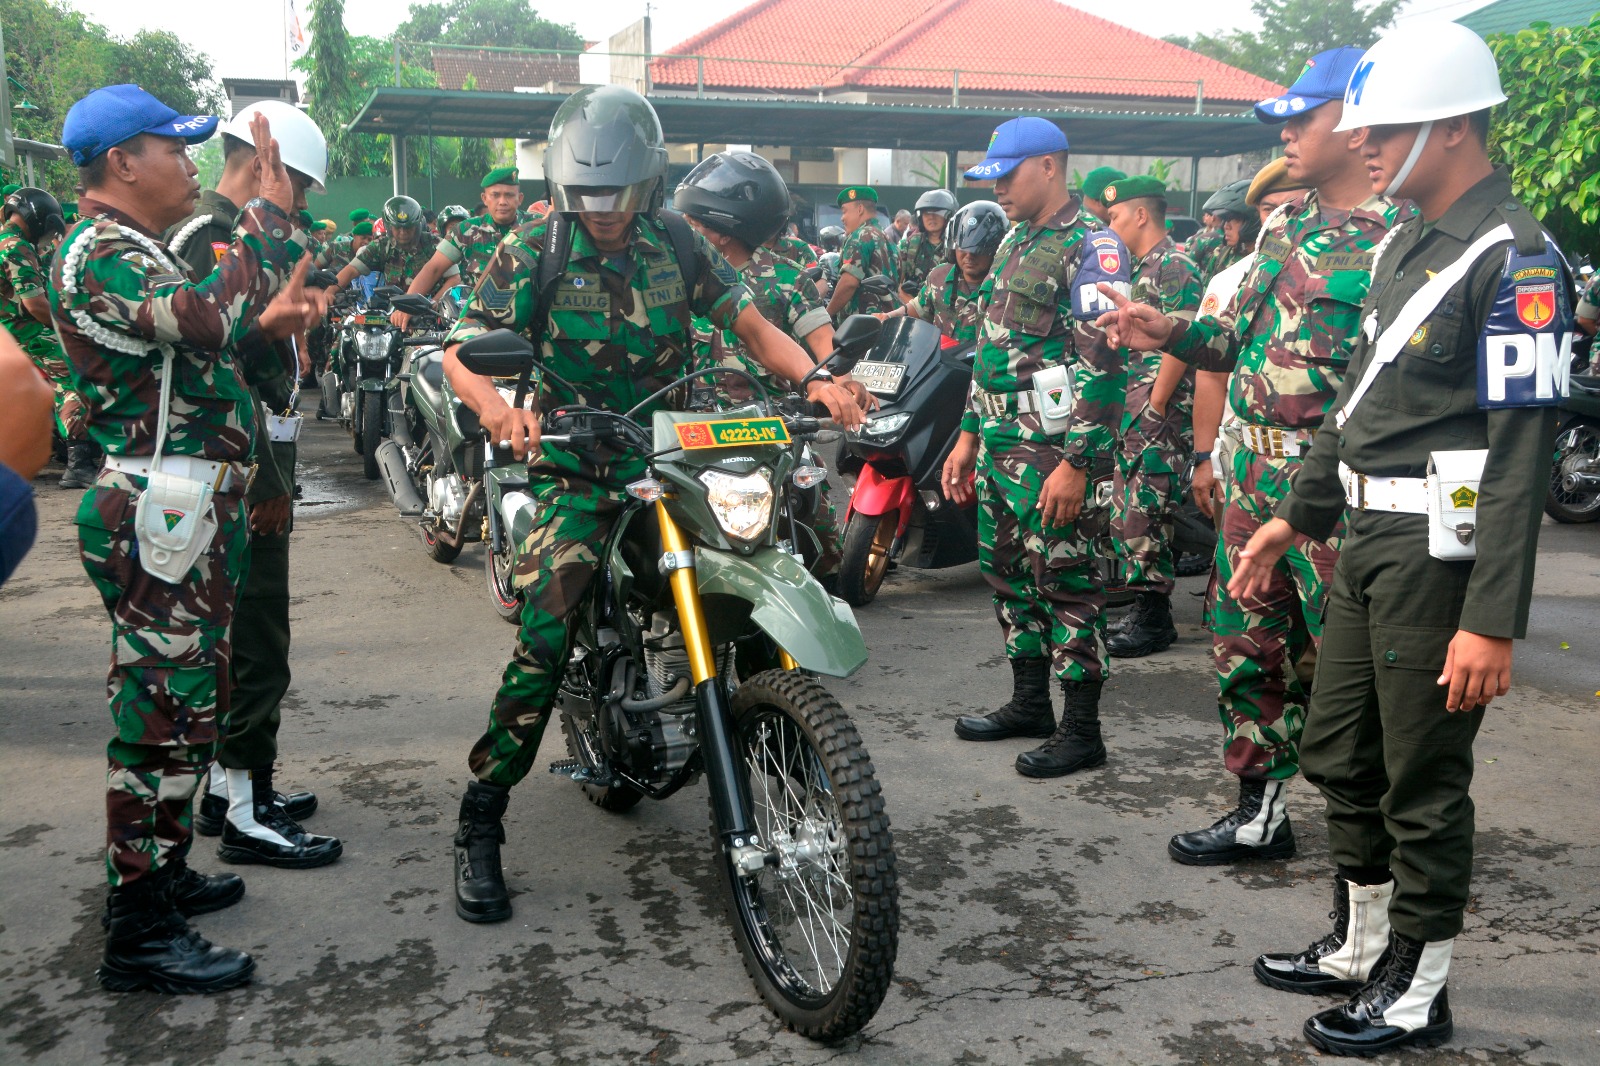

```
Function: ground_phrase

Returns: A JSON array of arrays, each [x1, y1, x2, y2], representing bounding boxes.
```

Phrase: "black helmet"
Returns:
[[383, 195, 424, 231], [818, 225, 844, 252], [673, 151, 790, 249], [545, 85, 668, 215], [1202, 179, 1252, 220], [3, 187, 66, 242], [818, 251, 842, 285], [437, 204, 471, 228], [913, 188, 958, 218], [948, 201, 1008, 258]]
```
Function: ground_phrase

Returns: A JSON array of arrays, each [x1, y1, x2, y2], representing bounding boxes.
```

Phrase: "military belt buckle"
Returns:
[[243, 463, 259, 495], [978, 390, 1010, 420]]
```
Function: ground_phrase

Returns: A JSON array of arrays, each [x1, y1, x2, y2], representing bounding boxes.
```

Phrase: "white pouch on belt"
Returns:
[[133, 348, 218, 583], [1032, 363, 1075, 437], [264, 394, 303, 443], [1426, 449, 1488, 561]]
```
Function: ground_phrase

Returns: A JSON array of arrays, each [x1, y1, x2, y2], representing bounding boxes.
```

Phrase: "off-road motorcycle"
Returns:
[[449, 317, 898, 1040]]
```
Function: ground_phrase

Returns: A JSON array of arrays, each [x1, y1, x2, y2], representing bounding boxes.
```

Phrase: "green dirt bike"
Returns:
[[452, 317, 899, 1040]]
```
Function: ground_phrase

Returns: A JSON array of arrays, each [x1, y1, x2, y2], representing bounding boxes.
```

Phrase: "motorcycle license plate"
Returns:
[[673, 417, 791, 449], [852, 361, 906, 397]]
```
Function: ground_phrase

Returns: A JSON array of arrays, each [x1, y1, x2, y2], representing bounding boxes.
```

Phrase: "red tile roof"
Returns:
[[431, 47, 579, 92], [652, 0, 1282, 105]]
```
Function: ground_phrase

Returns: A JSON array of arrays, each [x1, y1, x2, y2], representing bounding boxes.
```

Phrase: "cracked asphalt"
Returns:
[[2, 419, 1597, 1065]]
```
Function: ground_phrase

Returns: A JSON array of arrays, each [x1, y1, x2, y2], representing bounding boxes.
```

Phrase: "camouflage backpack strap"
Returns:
[[655, 208, 703, 298], [510, 212, 574, 409]]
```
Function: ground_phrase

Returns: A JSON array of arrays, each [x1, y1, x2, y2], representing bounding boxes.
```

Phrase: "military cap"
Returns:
[[1080, 166, 1126, 202], [963, 117, 1069, 181], [1, 184, 19, 197], [837, 186, 878, 206], [61, 84, 219, 165], [349, 209, 374, 223], [312, 218, 337, 233], [481, 166, 519, 188], [351, 220, 374, 236], [297, 209, 314, 227], [1101, 175, 1166, 205], [1246, 156, 1311, 206]]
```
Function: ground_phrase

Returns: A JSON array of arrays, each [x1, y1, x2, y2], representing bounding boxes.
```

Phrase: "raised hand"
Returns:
[[248, 112, 296, 215], [1094, 283, 1174, 352]]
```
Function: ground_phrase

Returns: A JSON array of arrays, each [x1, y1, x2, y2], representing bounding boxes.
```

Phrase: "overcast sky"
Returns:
[[60, 0, 1496, 87]]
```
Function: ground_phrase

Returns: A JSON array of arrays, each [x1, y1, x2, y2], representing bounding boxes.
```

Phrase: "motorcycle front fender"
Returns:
[[694, 547, 868, 678], [846, 461, 915, 525], [358, 377, 390, 392]]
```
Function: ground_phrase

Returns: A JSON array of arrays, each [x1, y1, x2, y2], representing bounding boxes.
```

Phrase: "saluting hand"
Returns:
[[248, 112, 296, 216], [1094, 283, 1174, 352]]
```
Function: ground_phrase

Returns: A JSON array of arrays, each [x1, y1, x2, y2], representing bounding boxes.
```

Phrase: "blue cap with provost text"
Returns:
[[1254, 47, 1368, 123], [963, 117, 1069, 181], [61, 84, 220, 166]]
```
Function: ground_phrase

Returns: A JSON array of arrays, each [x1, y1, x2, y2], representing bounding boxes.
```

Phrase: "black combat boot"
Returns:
[[217, 767, 342, 869], [1106, 590, 1177, 658], [168, 858, 246, 917], [454, 781, 512, 923], [1168, 777, 1295, 865], [58, 441, 100, 489], [954, 658, 1055, 741], [98, 869, 256, 994], [1014, 680, 1107, 778], [1303, 932, 1454, 1056], [196, 764, 317, 837], [1105, 595, 1144, 638], [1255, 876, 1393, 995]]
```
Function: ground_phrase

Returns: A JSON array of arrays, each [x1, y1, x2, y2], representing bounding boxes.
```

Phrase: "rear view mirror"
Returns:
[[306, 269, 340, 289], [858, 274, 893, 297], [375, 285, 403, 297], [454, 328, 537, 377], [803, 265, 823, 281], [832, 314, 883, 362], [389, 294, 434, 315]]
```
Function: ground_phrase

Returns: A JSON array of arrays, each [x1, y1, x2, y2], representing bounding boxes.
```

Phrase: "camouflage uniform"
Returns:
[[1110, 236, 1202, 593], [1167, 191, 1402, 781], [895, 229, 945, 292], [836, 222, 897, 318], [0, 222, 83, 436], [964, 198, 1128, 683], [437, 213, 513, 289], [908, 261, 982, 344], [318, 234, 353, 272], [348, 231, 440, 289], [771, 234, 817, 268], [1185, 228, 1223, 274], [1577, 274, 1600, 321], [47, 195, 301, 887], [446, 214, 752, 787]]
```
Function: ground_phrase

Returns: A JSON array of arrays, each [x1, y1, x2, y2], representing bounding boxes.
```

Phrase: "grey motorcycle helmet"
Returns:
[[544, 85, 669, 216], [1202, 179, 1252, 220], [913, 188, 958, 219]]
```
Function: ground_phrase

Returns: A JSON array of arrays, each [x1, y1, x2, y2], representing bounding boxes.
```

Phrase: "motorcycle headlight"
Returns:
[[862, 411, 912, 439], [354, 330, 391, 361], [699, 469, 774, 542]]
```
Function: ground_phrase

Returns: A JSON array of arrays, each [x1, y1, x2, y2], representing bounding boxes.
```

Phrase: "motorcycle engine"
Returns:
[[622, 611, 735, 788], [428, 473, 468, 526]]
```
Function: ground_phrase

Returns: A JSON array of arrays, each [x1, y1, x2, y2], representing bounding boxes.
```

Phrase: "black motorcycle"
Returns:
[[321, 283, 406, 479], [1547, 368, 1600, 523]]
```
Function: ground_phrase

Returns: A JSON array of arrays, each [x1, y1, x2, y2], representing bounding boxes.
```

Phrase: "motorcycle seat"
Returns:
[[412, 350, 446, 410]]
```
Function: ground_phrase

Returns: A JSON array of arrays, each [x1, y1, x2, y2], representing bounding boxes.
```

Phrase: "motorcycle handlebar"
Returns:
[[403, 334, 444, 347]]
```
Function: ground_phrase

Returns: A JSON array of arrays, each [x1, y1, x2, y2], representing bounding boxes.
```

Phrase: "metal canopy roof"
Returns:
[[347, 88, 1282, 157]]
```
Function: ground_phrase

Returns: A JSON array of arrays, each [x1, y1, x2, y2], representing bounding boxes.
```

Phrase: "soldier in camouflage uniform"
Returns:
[[335, 194, 438, 290], [898, 199, 1008, 345], [1078, 166, 1124, 227], [827, 185, 897, 321], [440, 87, 863, 925], [164, 100, 342, 872], [403, 167, 524, 309], [1100, 48, 1404, 866], [894, 188, 956, 298], [51, 88, 320, 994], [1577, 272, 1599, 338], [0, 188, 92, 484], [770, 228, 817, 269], [1099, 176, 1203, 659], [943, 118, 1131, 779]]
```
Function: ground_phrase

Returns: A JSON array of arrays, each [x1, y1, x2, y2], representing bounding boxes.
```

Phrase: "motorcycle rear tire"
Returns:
[[717, 669, 897, 1041], [1545, 418, 1600, 523], [420, 522, 462, 563], [487, 542, 522, 623], [838, 511, 897, 607], [361, 395, 383, 480], [559, 713, 643, 812]]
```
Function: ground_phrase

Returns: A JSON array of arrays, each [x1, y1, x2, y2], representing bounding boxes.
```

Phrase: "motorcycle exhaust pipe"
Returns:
[[376, 440, 425, 516]]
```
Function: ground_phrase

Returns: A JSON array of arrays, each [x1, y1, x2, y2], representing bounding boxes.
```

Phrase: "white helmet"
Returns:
[[1334, 21, 1506, 132], [223, 100, 328, 193]]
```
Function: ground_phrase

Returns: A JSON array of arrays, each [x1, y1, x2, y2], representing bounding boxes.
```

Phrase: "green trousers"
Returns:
[[1301, 510, 1484, 942], [222, 528, 290, 769]]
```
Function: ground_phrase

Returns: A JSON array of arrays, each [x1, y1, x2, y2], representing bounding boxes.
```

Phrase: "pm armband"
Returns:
[[1476, 241, 1576, 408]]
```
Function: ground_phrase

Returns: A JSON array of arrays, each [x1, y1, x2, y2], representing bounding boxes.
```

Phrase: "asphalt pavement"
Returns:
[[2, 417, 1597, 1066]]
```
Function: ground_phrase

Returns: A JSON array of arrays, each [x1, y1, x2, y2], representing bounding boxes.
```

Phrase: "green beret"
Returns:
[[1, 184, 19, 197], [297, 209, 314, 227], [351, 220, 374, 236], [836, 186, 878, 206], [349, 209, 374, 223], [1081, 167, 1127, 201], [1101, 175, 1167, 206], [481, 166, 519, 189]]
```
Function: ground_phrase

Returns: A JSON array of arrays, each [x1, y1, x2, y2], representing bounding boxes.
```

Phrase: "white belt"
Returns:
[[1339, 462, 1428, 514], [103, 454, 241, 493], [974, 387, 1038, 420], [1231, 422, 1314, 459]]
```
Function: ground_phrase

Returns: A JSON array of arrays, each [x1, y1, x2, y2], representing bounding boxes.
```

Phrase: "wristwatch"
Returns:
[[1193, 450, 1213, 462], [1064, 452, 1094, 470]]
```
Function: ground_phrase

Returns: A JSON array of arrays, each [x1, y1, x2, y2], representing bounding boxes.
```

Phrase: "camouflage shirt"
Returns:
[[318, 234, 353, 272], [908, 262, 982, 345], [965, 196, 1128, 457], [351, 231, 440, 288], [47, 195, 302, 460], [895, 230, 946, 291], [448, 214, 753, 507], [1127, 235, 1202, 397], [438, 213, 514, 287], [710, 244, 831, 393], [1203, 240, 1248, 284], [770, 235, 817, 268], [1169, 190, 1403, 431], [0, 222, 57, 357], [837, 222, 897, 317], [1185, 228, 1224, 271], [1577, 274, 1600, 320]]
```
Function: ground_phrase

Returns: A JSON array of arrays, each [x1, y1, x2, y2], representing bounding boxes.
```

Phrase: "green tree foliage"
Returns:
[[0, 0, 224, 196], [395, 0, 582, 51], [1165, 0, 1400, 86], [1487, 15, 1600, 260], [303, 0, 363, 178]]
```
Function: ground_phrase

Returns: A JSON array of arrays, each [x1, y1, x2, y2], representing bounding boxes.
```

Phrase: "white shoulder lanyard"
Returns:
[[1335, 224, 1512, 429]]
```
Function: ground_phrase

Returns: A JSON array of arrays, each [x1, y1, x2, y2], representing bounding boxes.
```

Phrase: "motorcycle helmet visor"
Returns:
[[551, 180, 657, 214]]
